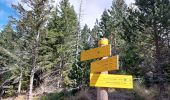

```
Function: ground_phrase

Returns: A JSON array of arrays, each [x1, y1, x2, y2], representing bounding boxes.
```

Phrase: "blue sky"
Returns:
[[0, 0, 134, 30], [0, 0, 18, 30]]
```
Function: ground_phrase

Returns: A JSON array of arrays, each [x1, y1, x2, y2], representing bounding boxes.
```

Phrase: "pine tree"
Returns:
[[135, 0, 170, 98], [48, 0, 78, 87], [69, 24, 93, 89], [0, 23, 23, 97], [12, 0, 52, 99], [100, 10, 111, 38], [81, 24, 91, 45], [119, 0, 170, 98], [99, 0, 128, 55]]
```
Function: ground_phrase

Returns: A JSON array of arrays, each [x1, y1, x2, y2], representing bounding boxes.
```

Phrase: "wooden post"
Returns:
[[97, 38, 109, 100]]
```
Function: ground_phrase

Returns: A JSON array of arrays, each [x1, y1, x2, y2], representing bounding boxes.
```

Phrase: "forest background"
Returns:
[[0, 0, 170, 100]]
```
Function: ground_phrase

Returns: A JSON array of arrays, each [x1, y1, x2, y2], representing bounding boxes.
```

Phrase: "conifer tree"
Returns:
[[134, 0, 170, 98], [12, 0, 52, 99], [48, 0, 78, 87]]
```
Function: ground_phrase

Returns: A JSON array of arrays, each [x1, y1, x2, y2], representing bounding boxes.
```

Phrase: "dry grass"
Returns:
[[64, 89, 94, 100], [3, 82, 170, 100]]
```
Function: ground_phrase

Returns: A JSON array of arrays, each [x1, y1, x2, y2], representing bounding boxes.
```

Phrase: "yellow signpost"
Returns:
[[90, 73, 133, 89], [80, 37, 133, 92], [91, 55, 119, 73], [80, 45, 111, 61]]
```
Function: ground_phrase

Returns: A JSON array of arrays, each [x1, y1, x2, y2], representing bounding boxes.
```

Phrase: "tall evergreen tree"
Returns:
[[12, 0, 52, 99], [81, 24, 91, 45], [135, 0, 170, 98], [99, 0, 127, 55], [48, 0, 78, 87], [0, 23, 25, 97], [119, 0, 170, 98], [69, 24, 93, 89]]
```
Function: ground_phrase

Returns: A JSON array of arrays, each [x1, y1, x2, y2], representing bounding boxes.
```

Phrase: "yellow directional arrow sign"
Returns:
[[90, 73, 133, 89], [80, 45, 111, 61], [91, 55, 119, 72]]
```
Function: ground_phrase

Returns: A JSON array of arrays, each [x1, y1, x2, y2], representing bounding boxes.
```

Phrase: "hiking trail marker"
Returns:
[[91, 55, 119, 73], [90, 73, 133, 89], [80, 45, 111, 61], [80, 37, 133, 100]]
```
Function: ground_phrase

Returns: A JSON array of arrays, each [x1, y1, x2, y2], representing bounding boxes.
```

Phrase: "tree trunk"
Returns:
[[154, 27, 165, 100], [28, 30, 39, 100], [28, 70, 35, 100], [28, 53, 37, 100], [17, 71, 22, 95], [28, 44, 37, 100]]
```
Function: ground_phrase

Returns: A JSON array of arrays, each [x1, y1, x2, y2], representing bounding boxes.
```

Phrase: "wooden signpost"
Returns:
[[90, 74, 133, 89], [91, 55, 119, 73], [80, 45, 111, 61], [80, 37, 133, 100]]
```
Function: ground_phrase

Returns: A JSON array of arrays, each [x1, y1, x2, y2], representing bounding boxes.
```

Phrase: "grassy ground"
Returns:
[[3, 83, 170, 100], [40, 89, 80, 100]]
